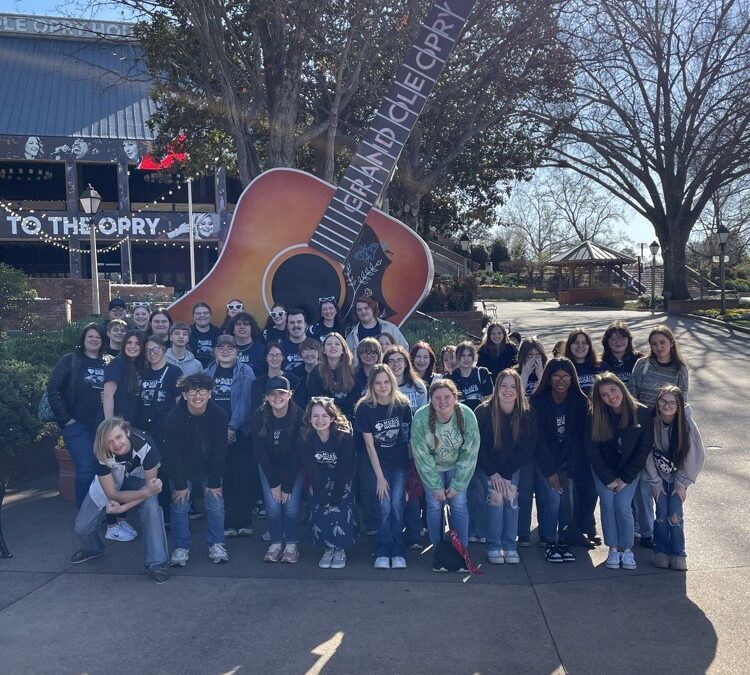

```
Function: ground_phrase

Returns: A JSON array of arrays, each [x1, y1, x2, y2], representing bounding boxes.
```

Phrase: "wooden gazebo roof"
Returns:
[[548, 241, 637, 266]]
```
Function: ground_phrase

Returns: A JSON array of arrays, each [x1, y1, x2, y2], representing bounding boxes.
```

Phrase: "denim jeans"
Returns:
[[356, 447, 378, 532], [476, 468, 520, 553], [375, 466, 407, 558], [574, 457, 598, 536], [259, 469, 303, 545], [171, 479, 225, 548], [62, 421, 97, 507], [632, 469, 655, 538], [423, 469, 469, 548], [74, 476, 169, 571], [538, 473, 575, 542], [593, 473, 639, 549], [653, 480, 686, 557], [518, 461, 549, 538], [468, 471, 487, 539]]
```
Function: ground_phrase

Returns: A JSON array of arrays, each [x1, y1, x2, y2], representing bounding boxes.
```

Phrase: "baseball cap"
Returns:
[[266, 376, 291, 393], [109, 298, 126, 310], [215, 335, 237, 348]]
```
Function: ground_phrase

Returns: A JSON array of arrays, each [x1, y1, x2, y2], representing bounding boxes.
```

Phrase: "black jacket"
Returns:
[[250, 403, 302, 493], [531, 390, 589, 478], [585, 405, 653, 485], [474, 402, 537, 480], [477, 343, 518, 383], [47, 349, 112, 427], [160, 398, 228, 490], [306, 366, 358, 419], [300, 428, 354, 506]]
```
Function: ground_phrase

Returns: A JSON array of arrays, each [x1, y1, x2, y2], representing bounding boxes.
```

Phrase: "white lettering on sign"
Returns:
[[0, 14, 133, 40]]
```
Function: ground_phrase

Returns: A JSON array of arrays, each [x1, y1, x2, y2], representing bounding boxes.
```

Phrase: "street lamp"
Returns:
[[649, 240, 660, 311], [717, 224, 730, 315], [79, 185, 102, 316], [459, 232, 470, 276]]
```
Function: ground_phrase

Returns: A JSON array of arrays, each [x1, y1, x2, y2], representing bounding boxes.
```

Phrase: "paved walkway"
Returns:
[[1, 304, 748, 674]]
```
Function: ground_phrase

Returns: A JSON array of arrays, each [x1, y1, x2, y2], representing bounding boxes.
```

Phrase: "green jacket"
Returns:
[[411, 402, 480, 492]]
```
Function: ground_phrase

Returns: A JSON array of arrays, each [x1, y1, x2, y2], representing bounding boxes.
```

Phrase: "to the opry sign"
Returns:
[[0, 13, 133, 39]]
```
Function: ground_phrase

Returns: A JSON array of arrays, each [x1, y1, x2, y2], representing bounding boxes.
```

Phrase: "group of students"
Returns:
[[47, 295, 704, 583]]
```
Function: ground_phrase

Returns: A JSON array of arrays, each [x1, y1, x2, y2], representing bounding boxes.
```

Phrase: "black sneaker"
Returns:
[[151, 567, 169, 584], [517, 534, 531, 548], [545, 543, 564, 563], [69, 549, 104, 565], [639, 536, 654, 549], [557, 544, 576, 563]]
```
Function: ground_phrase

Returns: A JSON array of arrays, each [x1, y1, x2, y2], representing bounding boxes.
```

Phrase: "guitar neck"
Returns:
[[309, 0, 476, 264]]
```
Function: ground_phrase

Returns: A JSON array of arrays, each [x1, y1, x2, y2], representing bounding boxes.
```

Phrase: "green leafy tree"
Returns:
[[0, 264, 37, 337]]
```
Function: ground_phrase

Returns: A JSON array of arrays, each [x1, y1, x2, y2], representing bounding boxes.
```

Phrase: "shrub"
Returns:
[[0, 263, 37, 334], [0, 359, 54, 455], [420, 275, 479, 312], [401, 318, 468, 355], [635, 294, 664, 310]]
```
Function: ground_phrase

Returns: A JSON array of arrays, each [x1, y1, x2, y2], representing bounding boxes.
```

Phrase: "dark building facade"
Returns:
[[0, 13, 240, 292]]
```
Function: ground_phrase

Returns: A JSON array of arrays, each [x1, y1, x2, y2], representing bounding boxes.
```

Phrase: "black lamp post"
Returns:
[[717, 224, 730, 315], [79, 185, 102, 316], [649, 240, 660, 311], [459, 232, 470, 276]]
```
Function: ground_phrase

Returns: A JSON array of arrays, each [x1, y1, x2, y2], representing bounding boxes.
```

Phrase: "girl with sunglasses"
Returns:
[[308, 297, 343, 342], [263, 304, 288, 345], [219, 298, 246, 334]]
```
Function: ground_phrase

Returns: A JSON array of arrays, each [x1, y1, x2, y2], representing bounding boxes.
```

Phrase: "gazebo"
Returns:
[[547, 240, 637, 306]]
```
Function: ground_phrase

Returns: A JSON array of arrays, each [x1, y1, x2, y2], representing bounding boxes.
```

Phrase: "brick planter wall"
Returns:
[[30, 278, 111, 321], [668, 298, 740, 313], [429, 311, 484, 338]]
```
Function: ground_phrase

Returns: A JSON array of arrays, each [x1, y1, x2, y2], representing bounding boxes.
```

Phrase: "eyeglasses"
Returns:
[[186, 388, 210, 396], [145, 346, 163, 354], [319, 296, 336, 303], [216, 345, 236, 351], [658, 399, 678, 408], [359, 349, 378, 356], [193, 312, 211, 318], [270, 310, 286, 319], [227, 303, 243, 311], [551, 374, 572, 382]]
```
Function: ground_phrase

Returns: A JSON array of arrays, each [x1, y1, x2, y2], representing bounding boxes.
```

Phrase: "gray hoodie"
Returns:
[[165, 348, 203, 376], [644, 403, 705, 490]]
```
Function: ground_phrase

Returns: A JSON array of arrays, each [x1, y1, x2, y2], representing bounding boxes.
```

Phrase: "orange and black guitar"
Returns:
[[169, 0, 476, 327]]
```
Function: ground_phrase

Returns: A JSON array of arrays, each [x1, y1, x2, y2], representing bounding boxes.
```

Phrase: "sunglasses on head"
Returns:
[[319, 296, 336, 303], [227, 302, 243, 311], [310, 396, 334, 404], [270, 310, 286, 318], [133, 302, 150, 309]]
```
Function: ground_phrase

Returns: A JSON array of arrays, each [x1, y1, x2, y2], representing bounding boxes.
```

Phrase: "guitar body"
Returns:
[[168, 168, 433, 327]]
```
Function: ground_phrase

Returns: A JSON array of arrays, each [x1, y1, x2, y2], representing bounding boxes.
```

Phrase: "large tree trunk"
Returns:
[[660, 223, 691, 300]]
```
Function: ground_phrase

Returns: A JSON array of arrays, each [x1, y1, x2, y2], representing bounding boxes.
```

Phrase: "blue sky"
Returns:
[[0, 0, 657, 246]]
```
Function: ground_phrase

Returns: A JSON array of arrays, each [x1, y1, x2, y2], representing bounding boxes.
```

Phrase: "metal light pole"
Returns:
[[649, 240, 660, 312], [638, 242, 644, 289], [79, 185, 102, 316], [717, 224, 730, 315], [459, 232, 470, 276]]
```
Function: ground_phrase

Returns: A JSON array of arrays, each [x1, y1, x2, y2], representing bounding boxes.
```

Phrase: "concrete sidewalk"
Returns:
[[2, 306, 748, 674]]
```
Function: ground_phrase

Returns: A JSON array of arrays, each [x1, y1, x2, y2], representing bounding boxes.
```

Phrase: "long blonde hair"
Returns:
[[489, 369, 529, 448], [590, 372, 642, 441], [94, 417, 131, 464], [427, 379, 465, 450], [355, 363, 410, 416], [319, 332, 355, 393]]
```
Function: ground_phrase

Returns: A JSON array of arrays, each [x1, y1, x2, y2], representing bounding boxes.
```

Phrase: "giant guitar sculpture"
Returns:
[[169, 0, 476, 327]]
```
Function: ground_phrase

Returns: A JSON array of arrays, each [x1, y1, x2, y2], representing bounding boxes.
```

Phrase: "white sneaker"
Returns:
[[374, 556, 390, 569], [118, 521, 138, 539], [605, 548, 621, 569], [209, 543, 229, 564], [261, 531, 271, 542], [487, 549, 504, 564], [391, 556, 407, 569], [170, 547, 190, 567], [503, 550, 521, 564], [319, 550, 334, 568], [331, 550, 347, 569], [105, 523, 136, 542], [621, 549, 637, 570]]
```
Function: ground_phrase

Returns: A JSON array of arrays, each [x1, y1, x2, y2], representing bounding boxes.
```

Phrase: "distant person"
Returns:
[[219, 298, 245, 334], [280, 308, 308, 373], [600, 321, 644, 388], [229, 312, 266, 376], [189, 302, 220, 368], [131, 303, 151, 332], [345, 296, 408, 353], [104, 319, 127, 357], [165, 322, 202, 376], [308, 298, 343, 342], [107, 298, 128, 325], [263, 304, 288, 344], [477, 322, 518, 383]]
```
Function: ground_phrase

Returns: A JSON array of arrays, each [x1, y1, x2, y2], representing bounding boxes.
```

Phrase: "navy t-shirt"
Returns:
[[103, 357, 141, 423], [573, 362, 599, 395], [263, 326, 287, 345], [189, 325, 220, 368], [72, 355, 105, 426], [448, 367, 493, 410], [357, 322, 381, 341], [237, 340, 265, 376], [308, 322, 339, 342], [212, 365, 234, 418], [280, 338, 305, 373], [140, 364, 180, 431], [355, 402, 412, 470]]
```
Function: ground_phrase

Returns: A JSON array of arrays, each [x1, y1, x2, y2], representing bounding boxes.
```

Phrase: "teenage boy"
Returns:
[[290, 337, 320, 408], [166, 322, 202, 375], [189, 302, 220, 368], [161, 372, 229, 566], [105, 318, 127, 357], [106, 298, 128, 325]]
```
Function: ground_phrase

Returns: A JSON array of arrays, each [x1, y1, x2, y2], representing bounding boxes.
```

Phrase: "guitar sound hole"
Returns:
[[271, 253, 342, 321]]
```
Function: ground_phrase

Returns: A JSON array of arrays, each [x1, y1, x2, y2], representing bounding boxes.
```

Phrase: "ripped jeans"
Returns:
[[653, 479, 685, 557]]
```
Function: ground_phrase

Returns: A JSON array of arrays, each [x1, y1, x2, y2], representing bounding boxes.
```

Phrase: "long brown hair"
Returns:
[[653, 385, 691, 468], [319, 332, 355, 393], [601, 321, 643, 363], [565, 328, 600, 368], [302, 397, 351, 440], [590, 372, 643, 441], [479, 321, 509, 357], [488, 369, 529, 448], [383, 345, 423, 388], [647, 325, 686, 368], [426, 379, 465, 450]]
